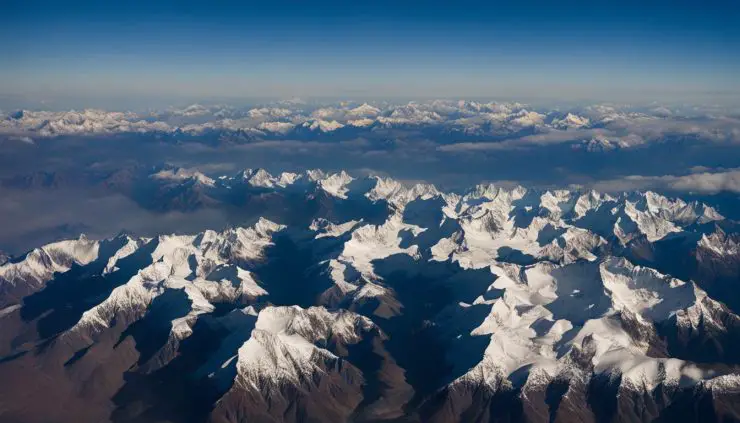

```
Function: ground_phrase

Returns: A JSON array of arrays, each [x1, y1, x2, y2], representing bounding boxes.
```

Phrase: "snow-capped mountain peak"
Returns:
[[1, 169, 738, 423]]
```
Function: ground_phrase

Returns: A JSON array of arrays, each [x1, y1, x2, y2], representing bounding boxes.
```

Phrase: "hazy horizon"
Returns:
[[3, 0, 740, 108]]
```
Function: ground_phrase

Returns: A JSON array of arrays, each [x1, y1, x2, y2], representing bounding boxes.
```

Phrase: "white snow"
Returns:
[[5, 167, 738, 402], [234, 306, 375, 387], [339, 214, 423, 278]]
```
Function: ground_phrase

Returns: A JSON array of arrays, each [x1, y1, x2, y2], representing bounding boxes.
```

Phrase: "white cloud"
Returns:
[[667, 170, 740, 193], [438, 129, 605, 152], [588, 169, 740, 194]]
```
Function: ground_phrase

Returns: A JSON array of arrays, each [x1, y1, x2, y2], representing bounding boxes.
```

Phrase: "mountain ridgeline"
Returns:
[[0, 169, 739, 423]]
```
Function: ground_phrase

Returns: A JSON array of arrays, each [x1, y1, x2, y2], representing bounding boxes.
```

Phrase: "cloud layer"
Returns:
[[589, 168, 740, 194], [1, 99, 738, 254]]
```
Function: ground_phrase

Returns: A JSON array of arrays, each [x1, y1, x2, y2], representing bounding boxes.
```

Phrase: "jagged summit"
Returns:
[[0, 170, 738, 423]]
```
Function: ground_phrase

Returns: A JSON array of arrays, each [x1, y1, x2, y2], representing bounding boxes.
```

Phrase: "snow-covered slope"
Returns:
[[0, 170, 738, 423], [6, 101, 736, 153]]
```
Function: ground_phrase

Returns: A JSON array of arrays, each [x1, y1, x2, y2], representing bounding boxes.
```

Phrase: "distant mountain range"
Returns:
[[1, 169, 739, 423], [3, 101, 737, 152]]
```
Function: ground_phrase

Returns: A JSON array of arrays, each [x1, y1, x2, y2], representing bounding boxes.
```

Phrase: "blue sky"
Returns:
[[2, 0, 740, 106]]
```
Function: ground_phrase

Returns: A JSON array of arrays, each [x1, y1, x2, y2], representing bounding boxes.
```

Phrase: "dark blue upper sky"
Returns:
[[2, 0, 739, 106]]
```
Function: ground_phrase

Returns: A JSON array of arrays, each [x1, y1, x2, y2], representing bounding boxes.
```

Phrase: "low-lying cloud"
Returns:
[[585, 168, 740, 194], [0, 99, 738, 253]]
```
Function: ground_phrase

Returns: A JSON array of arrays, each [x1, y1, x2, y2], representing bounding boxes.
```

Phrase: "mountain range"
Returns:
[[3, 101, 738, 151], [0, 169, 739, 423]]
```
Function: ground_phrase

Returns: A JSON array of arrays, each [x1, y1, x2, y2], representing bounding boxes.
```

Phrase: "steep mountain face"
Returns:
[[1, 169, 739, 423]]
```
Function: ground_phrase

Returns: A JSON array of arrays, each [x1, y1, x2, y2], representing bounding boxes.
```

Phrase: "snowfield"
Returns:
[[1, 169, 739, 423]]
